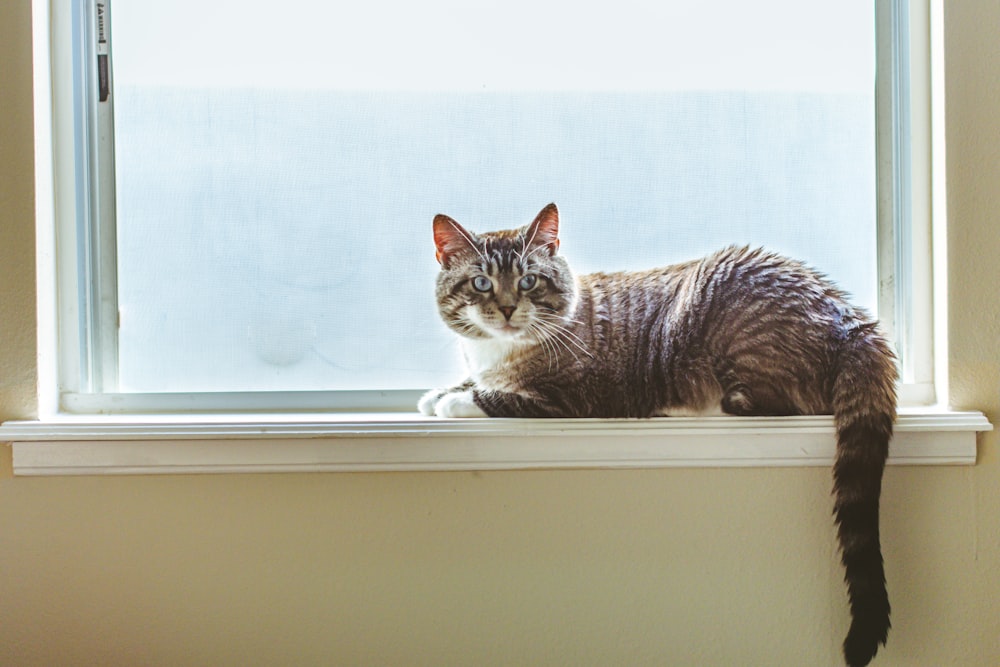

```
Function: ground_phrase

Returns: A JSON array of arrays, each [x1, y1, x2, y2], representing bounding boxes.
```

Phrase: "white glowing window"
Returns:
[[52, 0, 933, 413]]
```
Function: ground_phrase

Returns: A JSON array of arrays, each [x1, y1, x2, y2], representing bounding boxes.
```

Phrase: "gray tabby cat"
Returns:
[[419, 203, 897, 667]]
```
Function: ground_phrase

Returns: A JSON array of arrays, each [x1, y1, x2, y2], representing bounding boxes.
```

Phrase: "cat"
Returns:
[[419, 203, 897, 667]]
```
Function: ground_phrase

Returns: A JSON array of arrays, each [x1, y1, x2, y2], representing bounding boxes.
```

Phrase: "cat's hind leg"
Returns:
[[716, 363, 801, 416], [721, 384, 756, 415], [720, 380, 802, 417]]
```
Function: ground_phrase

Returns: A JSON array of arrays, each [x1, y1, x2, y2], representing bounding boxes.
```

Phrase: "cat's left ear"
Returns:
[[526, 203, 560, 256], [433, 214, 477, 267]]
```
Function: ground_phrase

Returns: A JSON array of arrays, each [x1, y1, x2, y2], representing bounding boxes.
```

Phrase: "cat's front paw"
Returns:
[[418, 388, 488, 417], [418, 388, 446, 416], [434, 390, 488, 418]]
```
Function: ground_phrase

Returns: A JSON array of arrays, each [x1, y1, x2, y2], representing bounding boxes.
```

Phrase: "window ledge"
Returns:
[[0, 410, 991, 476]]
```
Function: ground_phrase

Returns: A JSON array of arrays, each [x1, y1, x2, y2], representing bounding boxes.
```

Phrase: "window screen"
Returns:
[[108, 0, 876, 393]]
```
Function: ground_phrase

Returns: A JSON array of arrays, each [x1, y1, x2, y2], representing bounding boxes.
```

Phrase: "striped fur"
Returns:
[[422, 204, 897, 666]]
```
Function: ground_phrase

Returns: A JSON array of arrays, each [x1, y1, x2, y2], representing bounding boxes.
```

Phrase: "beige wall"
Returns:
[[2, 2, 998, 665]]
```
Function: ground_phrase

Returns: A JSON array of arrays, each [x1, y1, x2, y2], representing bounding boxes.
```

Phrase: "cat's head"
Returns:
[[432, 203, 578, 343]]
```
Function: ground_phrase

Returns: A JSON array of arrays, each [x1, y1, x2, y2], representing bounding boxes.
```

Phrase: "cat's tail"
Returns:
[[831, 323, 897, 667]]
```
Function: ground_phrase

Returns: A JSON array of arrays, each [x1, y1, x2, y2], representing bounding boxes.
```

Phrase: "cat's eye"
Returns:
[[518, 274, 538, 291], [472, 276, 493, 292]]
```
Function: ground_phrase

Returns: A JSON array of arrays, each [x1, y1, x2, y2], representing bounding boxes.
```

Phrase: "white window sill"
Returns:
[[0, 409, 990, 476]]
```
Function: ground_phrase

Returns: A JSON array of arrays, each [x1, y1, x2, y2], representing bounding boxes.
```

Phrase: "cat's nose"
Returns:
[[498, 305, 517, 321]]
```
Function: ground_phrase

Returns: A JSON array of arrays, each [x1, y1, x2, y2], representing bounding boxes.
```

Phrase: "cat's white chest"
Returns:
[[461, 337, 525, 384]]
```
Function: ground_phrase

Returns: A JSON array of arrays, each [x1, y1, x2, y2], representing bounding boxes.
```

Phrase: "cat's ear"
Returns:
[[433, 214, 477, 267], [525, 203, 560, 256]]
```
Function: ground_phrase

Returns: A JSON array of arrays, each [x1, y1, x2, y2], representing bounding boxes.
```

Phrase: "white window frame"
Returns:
[[2, 0, 989, 475]]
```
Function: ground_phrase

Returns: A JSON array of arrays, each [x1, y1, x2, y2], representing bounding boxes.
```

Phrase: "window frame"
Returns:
[[876, 0, 938, 406], [62, 0, 924, 414], [6, 0, 990, 475]]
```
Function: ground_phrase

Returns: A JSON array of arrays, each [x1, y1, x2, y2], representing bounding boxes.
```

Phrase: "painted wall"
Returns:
[[2, 2, 997, 664]]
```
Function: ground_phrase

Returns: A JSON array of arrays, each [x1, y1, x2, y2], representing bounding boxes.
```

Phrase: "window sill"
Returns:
[[0, 409, 991, 476]]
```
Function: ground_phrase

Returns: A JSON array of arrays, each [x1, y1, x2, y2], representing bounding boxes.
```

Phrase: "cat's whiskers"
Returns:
[[512, 242, 527, 267], [548, 314, 586, 327], [534, 324, 582, 368], [534, 314, 593, 359], [446, 218, 490, 266], [520, 243, 552, 264], [527, 320, 573, 372], [525, 321, 559, 373], [527, 316, 592, 366], [451, 312, 483, 339]]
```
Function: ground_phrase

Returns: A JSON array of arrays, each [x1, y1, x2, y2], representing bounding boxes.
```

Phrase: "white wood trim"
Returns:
[[1, 411, 990, 476]]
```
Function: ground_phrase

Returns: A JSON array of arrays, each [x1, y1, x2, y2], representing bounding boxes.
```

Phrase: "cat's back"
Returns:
[[571, 245, 873, 411], [575, 255, 699, 317], [577, 245, 860, 325]]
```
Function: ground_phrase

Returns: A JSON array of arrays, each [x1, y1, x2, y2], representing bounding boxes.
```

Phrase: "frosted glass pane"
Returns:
[[110, 1, 875, 393]]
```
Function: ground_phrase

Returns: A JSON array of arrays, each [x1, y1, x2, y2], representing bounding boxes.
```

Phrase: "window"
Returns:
[[62, 0, 891, 410], [8, 0, 989, 474]]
